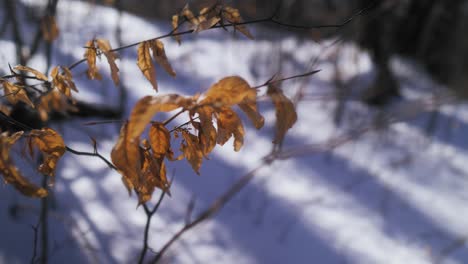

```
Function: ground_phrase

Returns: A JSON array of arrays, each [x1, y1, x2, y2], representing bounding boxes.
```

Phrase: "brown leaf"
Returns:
[[180, 130, 203, 174], [29, 128, 66, 184], [182, 4, 199, 26], [150, 40, 176, 77], [216, 107, 245, 151], [2, 81, 34, 108], [139, 141, 169, 203], [239, 102, 264, 129], [84, 40, 102, 80], [194, 105, 216, 155], [96, 39, 120, 86], [41, 15, 59, 42], [37, 88, 78, 121], [222, 6, 254, 39], [111, 123, 142, 195], [127, 94, 193, 140], [172, 15, 181, 45], [267, 84, 297, 144], [137, 41, 158, 91], [148, 122, 171, 159], [195, 16, 221, 32], [14, 65, 48, 81], [0, 132, 47, 197], [51, 66, 78, 97]]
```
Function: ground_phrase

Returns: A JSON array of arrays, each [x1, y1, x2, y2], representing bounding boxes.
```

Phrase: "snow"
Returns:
[[1, 1, 468, 264]]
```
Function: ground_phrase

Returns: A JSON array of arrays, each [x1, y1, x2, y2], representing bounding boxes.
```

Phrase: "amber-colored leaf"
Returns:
[[37, 88, 78, 121], [172, 15, 181, 45], [84, 40, 102, 80], [51, 66, 78, 97], [29, 128, 66, 185], [14, 65, 48, 81], [137, 41, 158, 91], [195, 16, 221, 32], [96, 39, 120, 86], [222, 6, 254, 39], [41, 15, 59, 42], [2, 81, 34, 108], [111, 123, 142, 195], [239, 102, 264, 129], [150, 40, 176, 77], [128, 94, 193, 140], [0, 132, 48, 198], [267, 84, 297, 144], [202, 76, 253, 106], [139, 141, 169, 203], [149, 122, 171, 159], [216, 107, 245, 151], [195, 105, 216, 155], [182, 4, 199, 26], [180, 130, 203, 174]]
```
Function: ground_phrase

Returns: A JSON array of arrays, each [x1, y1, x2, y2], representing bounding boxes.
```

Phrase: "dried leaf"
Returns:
[[150, 40, 176, 77], [182, 4, 199, 26], [195, 16, 221, 32], [180, 130, 203, 174], [137, 41, 157, 91], [139, 142, 169, 203], [222, 6, 254, 39], [128, 94, 193, 140], [37, 88, 78, 121], [172, 15, 181, 45], [111, 123, 142, 195], [2, 81, 34, 108], [149, 122, 171, 159], [84, 40, 102, 80], [96, 39, 120, 86], [195, 105, 216, 155], [202, 76, 264, 129], [14, 65, 48, 81], [29, 128, 66, 184], [267, 84, 297, 144], [216, 107, 245, 151], [51, 66, 78, 97], [41, 15, 59, 42], [0, 131, 48, 197]]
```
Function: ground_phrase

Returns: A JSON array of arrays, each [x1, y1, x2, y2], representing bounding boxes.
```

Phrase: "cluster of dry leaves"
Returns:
[[0, 3, 298, 205]]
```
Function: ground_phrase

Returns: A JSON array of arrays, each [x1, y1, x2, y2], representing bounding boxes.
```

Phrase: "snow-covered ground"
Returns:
[[1, 1, 468, 263]]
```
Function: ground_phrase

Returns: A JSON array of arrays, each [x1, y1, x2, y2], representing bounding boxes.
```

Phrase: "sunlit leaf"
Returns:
[[150, 40, 176, 77], [127, 94, 193, 140], [172, 15, 181, 45], [14, 65, 48, 81], [149, 122, 171, 159], [51, 66, 78, 97], [2, 81, 34, 108], [194, 105, 216, 155], [180, 130, 203, 174], [267, 84, 297, 145], [216, 107, 245, 151], [0, 131, 48, 198], [222, 6, 254, 39], [137, 41, 158, 91], [96, 39, 120, 86], [84, 40, 102, 80], [29, 128, 66, 185]]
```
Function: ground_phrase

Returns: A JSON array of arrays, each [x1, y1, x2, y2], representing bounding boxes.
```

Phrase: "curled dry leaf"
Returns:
[[182, 4, 199, 26], [267, 84, 298, 145], [150, 40, 176, 77], [14, 65, 48, 81], [149, 122, 171, 159], [84, 40, 102, 81], [180, 130, 203, 174], [127, 94, 193, 140], [41, 15, 59, 42], [222, 6, 254, 39], [51, 66, 78, 97], [202, 76, 264, 129], [29, 128, 66, 185], [96, 39, 120, 86], [111, 123, 142, 195], [137, 41, 158, 91], [0, 131, 48, 198], [216, 107, 245, 151], [172, 14, 181, 45], [2, 81, 34, 108], [194, 105, 216, 155], [139, 140, 170, 203], [37, 88, 78, 121]]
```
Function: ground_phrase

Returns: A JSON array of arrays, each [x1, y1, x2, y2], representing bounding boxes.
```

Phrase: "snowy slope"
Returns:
[[1, 1, 468, 264]]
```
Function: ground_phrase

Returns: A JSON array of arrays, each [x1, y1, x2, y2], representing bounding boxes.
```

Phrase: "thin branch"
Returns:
[[138, 191, 166, 264], [65, 146, 116, 170]]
